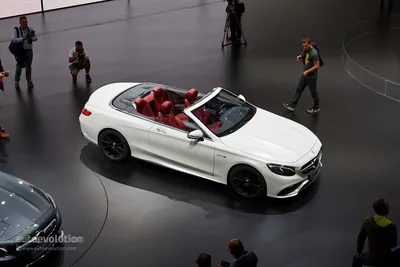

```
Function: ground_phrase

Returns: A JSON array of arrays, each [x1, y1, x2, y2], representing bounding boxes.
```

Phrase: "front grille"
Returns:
[[17, 216, 58, 252], [301, 150, 321, 175]]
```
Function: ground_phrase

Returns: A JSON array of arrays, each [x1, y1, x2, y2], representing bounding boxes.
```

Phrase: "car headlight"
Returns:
[[267, 164, 296, 176], [0, 247, 8, 257], [46, 193, 57, 209]]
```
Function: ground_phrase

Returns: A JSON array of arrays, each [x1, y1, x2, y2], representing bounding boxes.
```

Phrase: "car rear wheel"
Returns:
[[98, 129, 130, 162], [229, 165, 266, 199]]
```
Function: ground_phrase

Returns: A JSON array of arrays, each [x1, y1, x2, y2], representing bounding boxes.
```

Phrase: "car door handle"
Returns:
[[156, 128, 166, 133]]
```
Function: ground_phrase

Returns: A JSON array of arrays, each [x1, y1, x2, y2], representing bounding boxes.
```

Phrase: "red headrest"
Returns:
[[134, 98, 145, 109], [159, 101, 173, 115], [153, 86, 164, 98], [186, 88, 198, 102]]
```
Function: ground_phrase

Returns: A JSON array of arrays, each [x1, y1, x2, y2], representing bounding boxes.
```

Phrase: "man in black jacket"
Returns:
[[221, 239, 258, 267], [352, 199, 398, 267]]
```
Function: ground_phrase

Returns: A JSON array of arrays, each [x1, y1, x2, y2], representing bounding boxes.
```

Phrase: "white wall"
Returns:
[[42, 0, 106, 11], [0, 0, 106, 19], [0, 0, 42, 19]]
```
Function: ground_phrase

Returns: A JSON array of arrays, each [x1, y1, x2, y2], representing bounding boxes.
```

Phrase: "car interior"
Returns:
[[132, 86, 220, 133]]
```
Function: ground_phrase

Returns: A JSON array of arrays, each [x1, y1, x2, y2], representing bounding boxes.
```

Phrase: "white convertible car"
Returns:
[[79, 82, 322, 199]]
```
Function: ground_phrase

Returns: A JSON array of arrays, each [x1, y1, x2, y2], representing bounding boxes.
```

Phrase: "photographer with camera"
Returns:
[[69, 41, 92, 84], [226, 0, 245, 42], [10, 16, 37, 90]]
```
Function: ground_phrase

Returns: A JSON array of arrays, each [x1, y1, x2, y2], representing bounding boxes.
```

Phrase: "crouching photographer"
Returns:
[[225, 0, 245, 42], [68, 41, 92, 83]]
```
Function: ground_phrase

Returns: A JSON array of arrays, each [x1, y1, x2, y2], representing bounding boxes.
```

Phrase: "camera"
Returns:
[[27, 30, 35, 44], [76, 49, 85, 62]]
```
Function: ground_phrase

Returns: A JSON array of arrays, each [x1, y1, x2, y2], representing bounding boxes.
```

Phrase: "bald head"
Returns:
[[228, 239, 244, 258]]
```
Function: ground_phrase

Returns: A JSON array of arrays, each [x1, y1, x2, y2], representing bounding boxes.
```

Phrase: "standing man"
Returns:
[[11, 16, 38, 90], [221, 239, 258, 267], [68, 41, 92, 84], [283, 37, 320, 114], [352, 199, 399, 267]]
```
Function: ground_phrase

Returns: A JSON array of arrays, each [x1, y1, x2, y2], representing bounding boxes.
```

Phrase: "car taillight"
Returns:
[[81, 108, 92, 116]]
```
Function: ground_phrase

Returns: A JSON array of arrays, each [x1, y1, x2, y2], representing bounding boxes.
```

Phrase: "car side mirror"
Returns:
[[187, 129, 204, 141], [238, 94, 246, 101]]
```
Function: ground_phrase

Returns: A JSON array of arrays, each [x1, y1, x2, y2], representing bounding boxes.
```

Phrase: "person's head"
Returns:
[[373, 199, 389, 216], [228, 239, 244, 259], [19, 16, 28, 28], [302, 37, 312, 50], [75, 41, 83, 51], [196, 252, 211, 267]]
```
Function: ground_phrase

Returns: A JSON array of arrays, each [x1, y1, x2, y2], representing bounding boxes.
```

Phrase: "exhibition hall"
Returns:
[[0, 0, 400, 266]]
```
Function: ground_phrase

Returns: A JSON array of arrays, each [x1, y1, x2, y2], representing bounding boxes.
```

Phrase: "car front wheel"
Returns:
[[229, 165, 267, 199], [98, 129, 130, 162]]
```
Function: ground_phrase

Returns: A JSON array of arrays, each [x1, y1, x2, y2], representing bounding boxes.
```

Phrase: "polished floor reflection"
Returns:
[[0, 0, 399, 267]]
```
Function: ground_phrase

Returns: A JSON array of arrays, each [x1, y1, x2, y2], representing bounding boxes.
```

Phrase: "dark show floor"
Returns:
[[0, 0, 400, 267], [345, 21, 400, 84]]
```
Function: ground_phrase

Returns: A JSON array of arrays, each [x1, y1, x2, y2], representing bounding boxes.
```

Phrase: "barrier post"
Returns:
[[41, 0, 44, 13]]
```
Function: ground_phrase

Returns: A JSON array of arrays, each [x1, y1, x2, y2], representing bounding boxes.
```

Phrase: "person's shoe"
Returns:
[[27, 81, 34, 88], [283, 103, 295, 111], [85, 74, 92, 83], [307, 106, 320, 114], [15, 82, 20, 90], [72, 76, 77, 83]]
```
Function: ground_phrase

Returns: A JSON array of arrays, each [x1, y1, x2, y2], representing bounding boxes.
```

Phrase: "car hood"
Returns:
[[220, 108, 318, 163], [0, 172, 51, 242]]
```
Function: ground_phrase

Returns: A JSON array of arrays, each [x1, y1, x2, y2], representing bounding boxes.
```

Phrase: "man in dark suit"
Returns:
[[221, 239, 258, 267]]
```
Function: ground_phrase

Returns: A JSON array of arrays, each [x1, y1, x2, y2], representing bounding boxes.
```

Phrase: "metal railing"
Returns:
[[341, 15, 400, 103]]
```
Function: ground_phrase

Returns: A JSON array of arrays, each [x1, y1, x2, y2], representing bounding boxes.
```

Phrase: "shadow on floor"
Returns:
[[79, 143, 320, 216]]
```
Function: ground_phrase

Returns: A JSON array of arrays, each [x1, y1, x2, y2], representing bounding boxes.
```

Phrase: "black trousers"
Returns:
[[0, 59, 3, 72], [291, 75, 319, 107]]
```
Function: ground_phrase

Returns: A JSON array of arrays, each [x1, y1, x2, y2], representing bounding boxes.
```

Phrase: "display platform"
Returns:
[[0, 0, 399, 267], [342, 13, 400, 102]]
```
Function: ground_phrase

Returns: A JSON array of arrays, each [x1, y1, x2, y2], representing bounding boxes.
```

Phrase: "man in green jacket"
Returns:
[[352, 199, 399, 267]]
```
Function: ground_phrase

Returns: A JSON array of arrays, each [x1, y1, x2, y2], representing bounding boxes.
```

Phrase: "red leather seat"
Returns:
[[157, 101, 186, 130], [134, 98, 154, 117], [184, 88, 199, 108], [151, 87, 166, 113]]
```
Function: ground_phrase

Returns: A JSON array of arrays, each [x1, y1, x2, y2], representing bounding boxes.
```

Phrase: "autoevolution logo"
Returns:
[[16, 234, 84, 244]]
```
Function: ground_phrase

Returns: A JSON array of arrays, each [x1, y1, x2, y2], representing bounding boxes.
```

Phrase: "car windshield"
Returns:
[[190, 89, 256, 137]]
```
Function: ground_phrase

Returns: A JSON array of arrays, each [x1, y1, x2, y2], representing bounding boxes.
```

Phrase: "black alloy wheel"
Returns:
[[229, 165, 266, 199], [98, 129, 130, 162]]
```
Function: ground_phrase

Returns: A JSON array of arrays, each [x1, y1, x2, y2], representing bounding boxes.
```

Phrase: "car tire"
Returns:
[[98, 129, 130, 162], [228, 165, 267, 199]]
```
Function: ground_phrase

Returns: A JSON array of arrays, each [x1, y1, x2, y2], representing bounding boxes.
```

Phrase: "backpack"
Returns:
[[311, 42, 324, 67], [9, 27, 22, 55]]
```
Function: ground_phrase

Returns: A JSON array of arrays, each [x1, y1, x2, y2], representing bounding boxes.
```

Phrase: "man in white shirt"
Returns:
[[69, 41, 92, 83]]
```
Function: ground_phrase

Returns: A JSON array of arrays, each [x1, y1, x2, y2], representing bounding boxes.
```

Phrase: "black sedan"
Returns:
[[0, 171, 63, 266]]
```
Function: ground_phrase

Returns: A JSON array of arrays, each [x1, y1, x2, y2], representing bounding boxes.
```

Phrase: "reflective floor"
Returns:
[[0, 0, 400, 266]]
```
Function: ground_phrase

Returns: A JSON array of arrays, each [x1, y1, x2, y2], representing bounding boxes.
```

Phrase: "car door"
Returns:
[[148, 122, 215, 176]]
